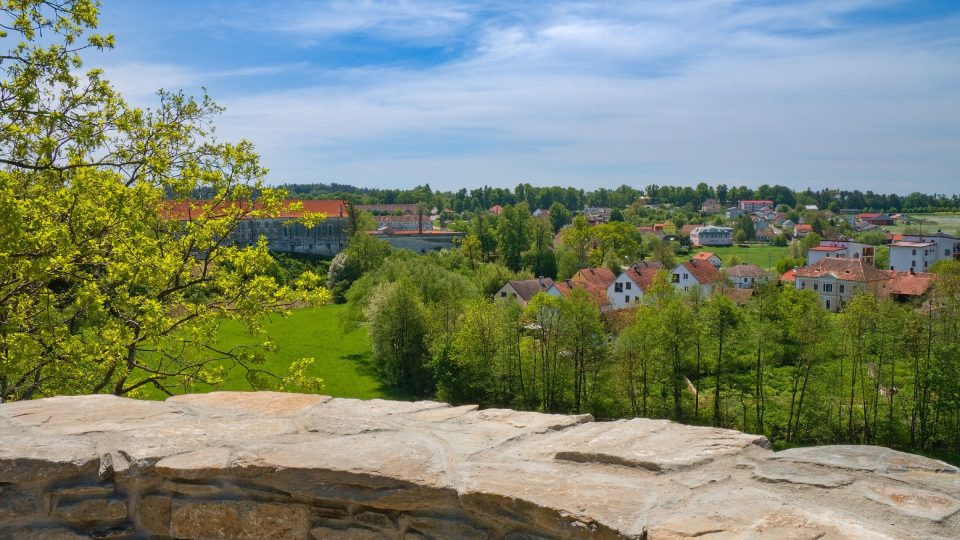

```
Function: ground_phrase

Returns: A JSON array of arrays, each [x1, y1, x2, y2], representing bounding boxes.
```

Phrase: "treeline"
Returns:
[[280, 182, 960, 214], [336, 239, 960, 463]]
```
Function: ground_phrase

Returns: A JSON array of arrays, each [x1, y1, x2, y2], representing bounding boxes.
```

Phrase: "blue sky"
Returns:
[[96, 1, 960, 193]]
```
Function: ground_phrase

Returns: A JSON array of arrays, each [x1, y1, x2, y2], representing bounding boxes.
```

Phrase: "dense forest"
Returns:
[[282, 181, 960, 214], [328, 229, 960, 465]]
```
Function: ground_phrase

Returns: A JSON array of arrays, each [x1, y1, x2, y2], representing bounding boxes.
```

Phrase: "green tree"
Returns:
[[523, 217, 557, 278], [559, 214, 593, 269], [496, 203, 532, 271], [0, 1, 328, 401], [549, 201, 571, 232], [364, 281, 430, 395], [700, 294, 740, 426], [561, 288, 606, 414]]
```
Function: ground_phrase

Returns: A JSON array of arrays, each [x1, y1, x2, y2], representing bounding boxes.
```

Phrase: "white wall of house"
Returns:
[[889, 244, 936, 272], [671, 265, 714, 296], [607, 274, 642, 310], [494, 283, 524, 305], [731, 274, 769, 289], [888, 234, 959, 271]]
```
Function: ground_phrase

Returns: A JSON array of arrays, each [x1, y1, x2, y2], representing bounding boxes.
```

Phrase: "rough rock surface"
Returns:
[[1, 392, 958, 539]]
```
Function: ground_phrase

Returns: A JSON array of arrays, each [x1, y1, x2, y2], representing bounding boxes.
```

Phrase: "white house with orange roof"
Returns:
[[606, 261, 664, 309]]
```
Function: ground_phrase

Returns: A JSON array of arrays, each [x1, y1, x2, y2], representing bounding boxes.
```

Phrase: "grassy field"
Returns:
[[141, 304, 391, 401], [888, 213, 960, 235], [691, 244, 790, 270]]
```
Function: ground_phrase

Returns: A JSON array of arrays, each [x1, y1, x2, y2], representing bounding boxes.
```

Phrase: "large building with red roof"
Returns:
[[793, 258, 891, 312], [163, 199, 348, 256]]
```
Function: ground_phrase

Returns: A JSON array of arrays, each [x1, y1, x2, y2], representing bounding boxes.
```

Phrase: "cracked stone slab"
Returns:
[[2, 393, 959, 539]]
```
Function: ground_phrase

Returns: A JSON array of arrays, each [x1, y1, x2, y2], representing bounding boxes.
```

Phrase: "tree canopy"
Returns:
[[0, 1, 328, 401]]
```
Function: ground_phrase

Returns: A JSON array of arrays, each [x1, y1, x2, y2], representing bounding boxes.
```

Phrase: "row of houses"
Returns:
[[495, 254, 773, 310], [781, 258, 936, 312]]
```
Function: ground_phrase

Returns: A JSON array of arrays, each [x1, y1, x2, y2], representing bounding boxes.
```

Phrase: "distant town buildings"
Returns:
[[738, 200, 774, 213], [690, 226, 733, 247], [700, 199, 724, 214]]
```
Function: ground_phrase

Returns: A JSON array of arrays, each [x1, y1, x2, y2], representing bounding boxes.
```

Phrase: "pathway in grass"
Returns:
[[691, 245, 790, 270], [142, 304, 391, 401]]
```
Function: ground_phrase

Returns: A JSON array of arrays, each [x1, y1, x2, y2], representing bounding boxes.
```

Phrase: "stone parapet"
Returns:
[[1, 392, 958, 538]]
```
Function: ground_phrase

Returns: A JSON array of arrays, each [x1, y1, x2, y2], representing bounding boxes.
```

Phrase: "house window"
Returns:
[[823, 284, 833, 292], [625, 295, 630, 303], [615, 283, 623, 292], [672, 274, 680, 283], [912, 249, 916, 256], [813, 283, 819, 291], [500, 292, 507, 297], [626, 282, 632, 290], [683, 273, 689, 280], [912, 260, 916, 268], [825, 298, 831, 310], [839, 284, 845, 294]]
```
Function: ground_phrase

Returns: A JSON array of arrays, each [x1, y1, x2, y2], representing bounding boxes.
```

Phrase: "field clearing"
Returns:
[[140, 304, 391, 401], [888, 213, 960, 235], [691, 245, 790, 270]]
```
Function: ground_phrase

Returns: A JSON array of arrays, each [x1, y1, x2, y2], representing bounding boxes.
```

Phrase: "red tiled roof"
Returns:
[[794, 258, 889, 282], [489, 205, 504, 214], [883, 271, 936, 296], [693, 252, 718, 261], [857, 213, 881, 219], [622, 261, 664, 292], [160, 199, 345, 221], [680, 223, 701, 236], [679, 260, 721, 285], [571, 267, 616, 304], [779, 268, 798, 283], [809, 245, 844, 252], [794, 224, 813, 232]]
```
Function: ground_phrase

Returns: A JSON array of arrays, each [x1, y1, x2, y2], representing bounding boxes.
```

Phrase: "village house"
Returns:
[[884, 270, 936, 302], [606, 261, 664, 309], [856, 213, 895, 226], [793, 258, 891, 312], [806, 240, 875, 266], [584, 207, 613, 224], [794, 224, 813, 237], [726, 207, 744, 220], [489, 204, 504, 215], [690, 226, 733, 247], [701, 199, 724, 214], [494, 278, 562, 306], [725, 263, 771, 289], [532, 208, 551, 218], [738, 200, 774, 212], [888, 231, 959, 272], [568, 267, 617, 307], [671, 259, 722, 296]]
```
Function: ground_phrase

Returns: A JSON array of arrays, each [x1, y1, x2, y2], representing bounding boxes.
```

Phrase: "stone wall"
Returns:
[[1, 392, 958, 539]]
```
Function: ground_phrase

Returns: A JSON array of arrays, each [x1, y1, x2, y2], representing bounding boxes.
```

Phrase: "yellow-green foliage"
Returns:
[[0, 1, 329, 401]]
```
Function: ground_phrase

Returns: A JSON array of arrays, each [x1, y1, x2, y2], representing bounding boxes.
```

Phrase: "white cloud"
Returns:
[[102, 1, 960, 192]]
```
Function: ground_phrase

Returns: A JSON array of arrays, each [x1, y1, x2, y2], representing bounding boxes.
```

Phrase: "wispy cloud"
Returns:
[[97, 0, 960, 192]]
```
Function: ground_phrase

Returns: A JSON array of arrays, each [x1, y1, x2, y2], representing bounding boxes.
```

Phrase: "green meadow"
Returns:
[[692, 245, 791, 270], [141, 304, 390, 401]]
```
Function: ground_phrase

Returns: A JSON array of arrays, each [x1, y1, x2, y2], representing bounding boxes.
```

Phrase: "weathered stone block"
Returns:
[[52, 498, 127, 526], [169, 499, 312, 539]]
